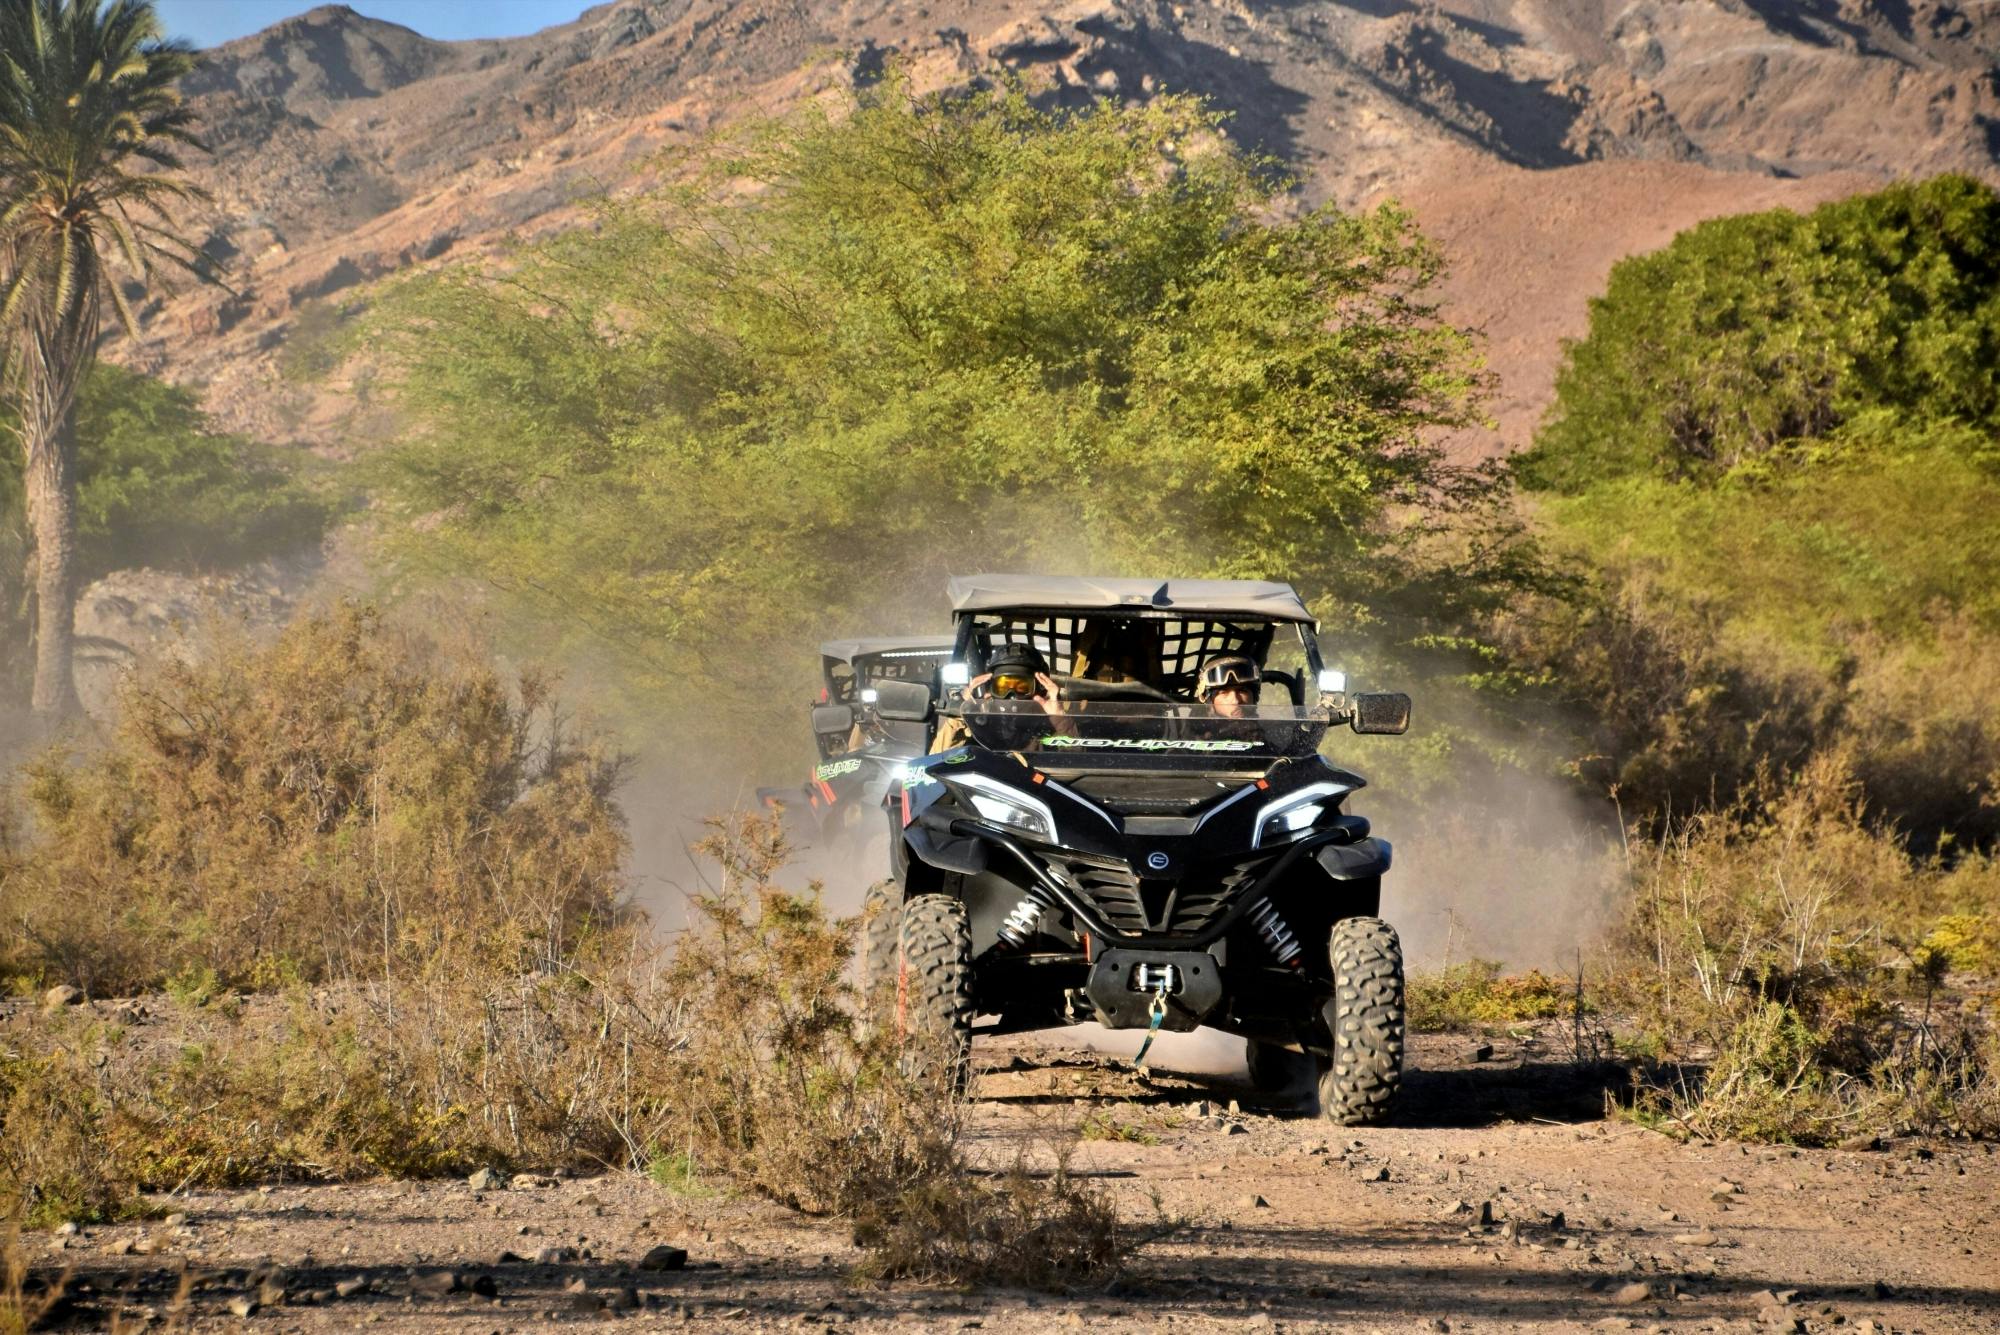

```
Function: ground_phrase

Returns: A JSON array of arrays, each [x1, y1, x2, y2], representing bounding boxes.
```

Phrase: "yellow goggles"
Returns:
[[991, 672, 1037, 699]]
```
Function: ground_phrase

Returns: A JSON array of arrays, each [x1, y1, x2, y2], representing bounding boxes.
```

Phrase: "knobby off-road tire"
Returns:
[[860, 879, 901, 993], [897, 894, 973, 1092], [1319, 916, 1405, 1126]]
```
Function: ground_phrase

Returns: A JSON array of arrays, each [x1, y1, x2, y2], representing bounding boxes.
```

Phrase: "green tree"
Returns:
[[1518, 175, 2000, 491], [369, 82, 1493, 734], [0, 0, 208, 719]]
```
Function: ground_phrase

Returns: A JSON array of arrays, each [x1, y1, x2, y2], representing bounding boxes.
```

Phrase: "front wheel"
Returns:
[[897, 894, 973, 1091], [1319, 916, 1404, 1126]]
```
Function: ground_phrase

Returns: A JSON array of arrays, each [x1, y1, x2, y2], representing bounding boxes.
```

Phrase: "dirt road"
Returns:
[[29, 1033, 1999, 1332]]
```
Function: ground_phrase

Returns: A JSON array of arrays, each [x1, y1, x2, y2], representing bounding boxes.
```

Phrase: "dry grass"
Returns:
[[1604, 751, 2000, 1143]]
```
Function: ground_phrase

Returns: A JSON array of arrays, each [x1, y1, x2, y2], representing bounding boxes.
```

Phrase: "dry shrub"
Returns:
[[658, 811, 1127, 1287], [2, 601, 628, 996], [0, 609, 1129, 1285], [1408, 960, 1575, 1032], [1609, 752, 1999, 1142]]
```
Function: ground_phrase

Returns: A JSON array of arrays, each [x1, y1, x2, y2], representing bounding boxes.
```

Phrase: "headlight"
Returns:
[[948, 771, 1055, 841], [1252, 781, 1348, 848]]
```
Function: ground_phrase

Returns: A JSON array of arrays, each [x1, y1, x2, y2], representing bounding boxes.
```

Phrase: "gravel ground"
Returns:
[[24, 1032, 1999, 1333]]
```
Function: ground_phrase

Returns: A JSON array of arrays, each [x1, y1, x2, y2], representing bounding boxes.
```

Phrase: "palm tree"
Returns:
[[0, 0, 207, 718]]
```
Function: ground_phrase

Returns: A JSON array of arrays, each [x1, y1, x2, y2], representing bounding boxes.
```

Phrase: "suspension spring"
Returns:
[[1245, 897, 1303, 967], [996, 889, 1055, 949]]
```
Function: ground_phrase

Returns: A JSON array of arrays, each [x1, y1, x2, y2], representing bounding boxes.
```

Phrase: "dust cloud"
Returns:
[[1362, 771, 1622, 972]]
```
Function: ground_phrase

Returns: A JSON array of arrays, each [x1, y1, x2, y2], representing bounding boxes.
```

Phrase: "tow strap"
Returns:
[[1130, 978, 1171, 1071]]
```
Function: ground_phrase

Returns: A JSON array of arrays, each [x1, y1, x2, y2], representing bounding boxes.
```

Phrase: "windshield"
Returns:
[[956, 698, 1327, 759]]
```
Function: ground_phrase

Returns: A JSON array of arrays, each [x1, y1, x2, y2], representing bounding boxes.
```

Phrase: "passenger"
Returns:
[[1197, 653, 1261, 718]]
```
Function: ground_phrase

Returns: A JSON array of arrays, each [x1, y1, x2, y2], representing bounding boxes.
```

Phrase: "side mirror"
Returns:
[[811, 703, 854, 737], [1350, 692, 1411, 735], [873, 679, 934, 723]]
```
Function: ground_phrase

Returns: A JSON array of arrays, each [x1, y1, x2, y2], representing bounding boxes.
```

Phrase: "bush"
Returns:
[[1, 601, 628, 995], [1409, 960, 1574, 1032]]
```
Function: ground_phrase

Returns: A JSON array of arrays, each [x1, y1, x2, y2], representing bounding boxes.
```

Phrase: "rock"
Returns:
[[1222, 1123, 1249, 1136], [1610, 1281, 1652, 1304], [54, 1221, 78, 1237], [497, 1250, 529, 1264], [1238, 1194, 1270, 1209], [607, 1287, 641, 1312], [468, 1273, 498, 1298], [638, 1245, 688, 1271], [467, 1167, 503, 1192], [164, 1212, 189, 1228], [534, 1245, 579, 1264], [1759, 1308, 1806, 1332], [1477, 1200, 1495, 1227], [43, 984, 83, 1010], [575, 1191, 604, 1208], [1365, 1165, 1390, 1182], [226, 1295, 260, 1318], [411, 1270, 463, 1298], [334, 1278, 370, 1299], [1444, 1200, 1472, 1217], [305, 1289, 334, 1305], [1672, 1231, 1719, 1246], [1467, 1042, 1494, 1063], [1429, 1321, 1450, 1333], [1546, 1210, 1567, 1232], [511, 1173, 556, 1190], [571, 1292, 604, 1315], [1837, 1133, 1882, 1152]]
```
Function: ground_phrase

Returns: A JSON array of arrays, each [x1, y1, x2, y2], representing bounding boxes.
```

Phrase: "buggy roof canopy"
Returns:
[[818, 636, 957, 663], [946, 574, 1315, 624]]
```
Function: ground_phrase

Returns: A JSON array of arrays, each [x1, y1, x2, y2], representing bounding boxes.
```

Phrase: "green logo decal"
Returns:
[[814, 758, 863, 781], [1038, 736, 1257, 753]]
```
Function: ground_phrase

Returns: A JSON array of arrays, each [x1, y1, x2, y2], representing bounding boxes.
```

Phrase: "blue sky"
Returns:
[[155, 1, 592, 48]]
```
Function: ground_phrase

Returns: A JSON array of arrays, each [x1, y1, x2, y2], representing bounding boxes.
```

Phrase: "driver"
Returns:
[[929, 641, 1066, 753]]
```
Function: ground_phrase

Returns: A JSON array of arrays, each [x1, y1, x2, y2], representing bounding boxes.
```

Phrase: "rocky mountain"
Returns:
[[122, 0, 2000, 454]]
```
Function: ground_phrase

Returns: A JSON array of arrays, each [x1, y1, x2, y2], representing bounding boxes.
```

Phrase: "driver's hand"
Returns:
[[965, 671, 995, 699], [1034, 673, 1064, 715]]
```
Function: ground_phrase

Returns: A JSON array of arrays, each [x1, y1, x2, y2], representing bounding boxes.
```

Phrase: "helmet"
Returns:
[[1197, 653, 1260, 700], [984, 640, 1048, 701], [986, 641, 1048, 676]]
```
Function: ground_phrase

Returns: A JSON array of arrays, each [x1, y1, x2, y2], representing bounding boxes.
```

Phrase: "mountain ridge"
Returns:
[[122, 0, 2000, 454]]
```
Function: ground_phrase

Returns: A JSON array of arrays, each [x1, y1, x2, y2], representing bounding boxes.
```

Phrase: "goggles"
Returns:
[[1198, 659, 1260, 695], [990, 672, 1038, 699]]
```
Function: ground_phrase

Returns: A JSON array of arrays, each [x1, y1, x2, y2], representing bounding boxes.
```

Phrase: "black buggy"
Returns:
[[758, 636, 956, 850], [869, 575, 1413, 1124]]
